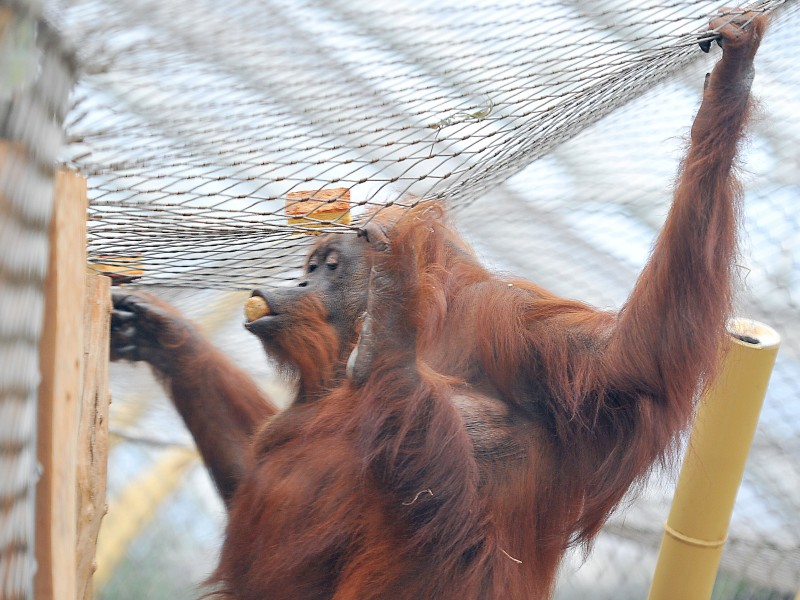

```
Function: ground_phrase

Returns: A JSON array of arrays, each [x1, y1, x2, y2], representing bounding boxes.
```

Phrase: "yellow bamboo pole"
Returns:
[[648, 319, 780, 600]]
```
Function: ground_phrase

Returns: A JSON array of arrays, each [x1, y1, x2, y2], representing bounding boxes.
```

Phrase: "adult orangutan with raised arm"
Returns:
[[110, 11, 767, 599]]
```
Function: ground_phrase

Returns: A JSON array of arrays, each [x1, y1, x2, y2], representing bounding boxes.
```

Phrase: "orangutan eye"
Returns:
[[307, 261, 318, 273], [326, 253, 339, 270]]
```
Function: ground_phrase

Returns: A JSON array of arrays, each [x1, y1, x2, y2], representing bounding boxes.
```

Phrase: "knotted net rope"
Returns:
[[50, 0, 789, 288]]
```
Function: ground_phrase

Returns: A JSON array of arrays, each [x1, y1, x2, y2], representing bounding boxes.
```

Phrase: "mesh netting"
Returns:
[[52, 0, 786, 288], [42, 0, 800, 598]]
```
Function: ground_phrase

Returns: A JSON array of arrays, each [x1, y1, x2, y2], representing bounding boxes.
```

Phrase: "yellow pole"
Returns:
[[648, 319, 780, 600]]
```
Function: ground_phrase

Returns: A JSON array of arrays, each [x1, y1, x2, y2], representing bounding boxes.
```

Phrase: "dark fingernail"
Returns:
[[112, 344, 138, 360], [111, 310, 136, 324]]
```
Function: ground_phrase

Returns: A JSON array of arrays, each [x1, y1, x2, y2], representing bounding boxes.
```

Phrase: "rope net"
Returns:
[[52, 0, 786, 288]]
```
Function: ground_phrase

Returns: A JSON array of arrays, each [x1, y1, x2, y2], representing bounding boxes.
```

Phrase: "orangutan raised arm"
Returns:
[[608, 11, 766, 406]]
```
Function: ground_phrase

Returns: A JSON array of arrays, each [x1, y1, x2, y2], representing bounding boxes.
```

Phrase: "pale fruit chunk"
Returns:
[[244, 296, 270, 322]]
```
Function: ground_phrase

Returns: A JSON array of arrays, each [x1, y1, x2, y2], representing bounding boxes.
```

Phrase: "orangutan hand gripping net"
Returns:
[[110, 11, 768, 600]]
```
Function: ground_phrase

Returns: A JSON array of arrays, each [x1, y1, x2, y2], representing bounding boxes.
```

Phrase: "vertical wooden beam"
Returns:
[[76, 272, 111, 600], [35, 170, 88, 600]]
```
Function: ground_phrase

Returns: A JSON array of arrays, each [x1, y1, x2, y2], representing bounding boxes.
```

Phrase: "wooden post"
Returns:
[[76, 272, 111, 599], [35, 170, 110, 599]]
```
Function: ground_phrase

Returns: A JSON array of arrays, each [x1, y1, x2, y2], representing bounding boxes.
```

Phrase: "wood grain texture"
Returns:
[[35, 170, 87, 600], [76, 272, 111, 600]]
